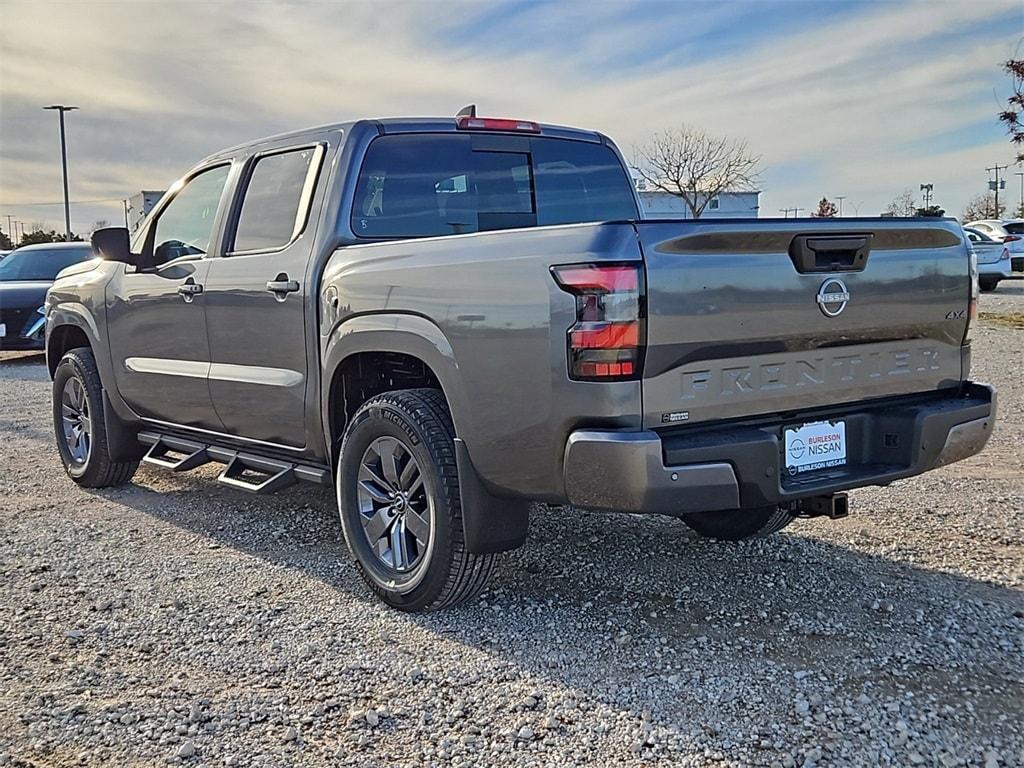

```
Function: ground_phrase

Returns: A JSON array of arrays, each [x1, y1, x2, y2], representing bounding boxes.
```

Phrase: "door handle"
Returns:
[[266, 275, 300, 300], [177, 280, 203, 302]]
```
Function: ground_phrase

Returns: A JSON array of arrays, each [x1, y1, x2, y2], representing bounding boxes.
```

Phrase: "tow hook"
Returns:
[[798, 493, 849, 519]]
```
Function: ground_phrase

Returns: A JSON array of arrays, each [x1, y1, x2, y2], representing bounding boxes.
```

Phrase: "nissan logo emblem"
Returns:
[[816, 278, 850, 317]]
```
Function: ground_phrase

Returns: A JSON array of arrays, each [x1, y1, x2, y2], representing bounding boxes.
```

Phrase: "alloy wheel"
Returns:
[[356, 437, 432, 572], [61, 376, 91, 465]]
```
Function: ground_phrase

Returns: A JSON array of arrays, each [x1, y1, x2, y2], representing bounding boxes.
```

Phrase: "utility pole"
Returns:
[[919, 183, 933, 209], [1016, 172, 1024, 218], [986, 163, 1008, 217], [3, 214, 11, 240], [836, 196, 846, 216], [43, 105, 79, 240]]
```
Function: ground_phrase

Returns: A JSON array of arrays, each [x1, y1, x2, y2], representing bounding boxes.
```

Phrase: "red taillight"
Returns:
[[456, 116, 541, 133], [1003, 235, 1021, 242], [552, 263, 644, 381]]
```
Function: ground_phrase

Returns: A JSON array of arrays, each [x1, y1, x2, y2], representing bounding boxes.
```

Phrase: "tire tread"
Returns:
[[55, 348, 139, 488], [342, 388, 495, 611]]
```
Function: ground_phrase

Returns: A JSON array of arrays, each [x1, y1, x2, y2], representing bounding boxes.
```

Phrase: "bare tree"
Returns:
[[962, 192, 1006, 222], [91, 219, 109, 233], [884, 189, 917, 217], [632, 125, 761, 219]]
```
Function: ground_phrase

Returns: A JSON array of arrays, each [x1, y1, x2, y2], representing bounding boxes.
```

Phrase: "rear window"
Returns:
[[351, 134, 637, 238], [1002, 222, 1024, 235]]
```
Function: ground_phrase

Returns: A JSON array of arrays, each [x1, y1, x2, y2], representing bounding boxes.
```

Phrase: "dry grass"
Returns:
[[979, 311, 1024, 330]]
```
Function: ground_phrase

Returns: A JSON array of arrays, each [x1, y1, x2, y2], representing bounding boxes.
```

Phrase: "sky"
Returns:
[[0, 0, 1021, 237]]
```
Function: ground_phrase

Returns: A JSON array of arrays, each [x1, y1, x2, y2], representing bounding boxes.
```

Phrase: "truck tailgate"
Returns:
[[638, 219, 970, 429]]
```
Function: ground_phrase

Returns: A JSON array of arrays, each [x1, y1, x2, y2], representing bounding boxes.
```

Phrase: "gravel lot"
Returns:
[[1, 285, 1021, 768]]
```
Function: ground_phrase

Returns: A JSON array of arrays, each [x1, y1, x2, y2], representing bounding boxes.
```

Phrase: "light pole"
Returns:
[[1016, 172, 1024, 218], [43, 105, 79, 240], [836, 196, 846, 216], [919, 183, 933, 209]]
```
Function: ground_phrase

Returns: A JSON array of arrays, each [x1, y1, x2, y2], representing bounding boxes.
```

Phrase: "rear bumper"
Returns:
[[563, 383, 996, 514]]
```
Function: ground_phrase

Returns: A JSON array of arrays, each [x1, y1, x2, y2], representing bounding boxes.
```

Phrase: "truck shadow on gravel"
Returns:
[[92, 467, 1023, 743]]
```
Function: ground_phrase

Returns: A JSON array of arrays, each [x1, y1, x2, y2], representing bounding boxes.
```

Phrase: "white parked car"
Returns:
[[965, 219, 1024, 260], [964, 227, 1016, 291]]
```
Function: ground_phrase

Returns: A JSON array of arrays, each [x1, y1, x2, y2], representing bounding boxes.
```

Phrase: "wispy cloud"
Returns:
[[0, 0, 1020, 232]]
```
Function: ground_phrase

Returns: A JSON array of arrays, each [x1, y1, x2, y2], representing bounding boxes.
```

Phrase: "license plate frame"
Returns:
[[783, 419, 847, 476]]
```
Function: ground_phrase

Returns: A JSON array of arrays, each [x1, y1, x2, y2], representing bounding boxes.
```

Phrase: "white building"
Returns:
[[637, 190, 761, 219], [127, 190, 165, 232]]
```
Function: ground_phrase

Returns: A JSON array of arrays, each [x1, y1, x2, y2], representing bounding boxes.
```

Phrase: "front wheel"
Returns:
[[337, 388, 495, 612], [52, 348, 138, 488], [682, 506, 795, 541]]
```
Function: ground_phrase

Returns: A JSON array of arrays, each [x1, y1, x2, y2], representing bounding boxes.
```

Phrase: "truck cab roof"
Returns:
[[202, 117, 606, 164]]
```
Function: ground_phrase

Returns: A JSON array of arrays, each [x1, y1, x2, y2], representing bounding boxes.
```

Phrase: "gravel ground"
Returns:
[[1, 285, 1021, 768]]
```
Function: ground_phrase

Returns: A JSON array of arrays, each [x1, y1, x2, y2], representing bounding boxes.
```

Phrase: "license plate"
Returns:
[[0, 323, 5, 338], [784, 420, 847, 475]]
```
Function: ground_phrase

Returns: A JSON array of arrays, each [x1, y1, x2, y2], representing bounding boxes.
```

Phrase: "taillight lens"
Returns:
[[1003, 235, 1021, 242], [552, 263, 644, 380], [1000, 247, 1010, 261], [965, 246, 978, 342]]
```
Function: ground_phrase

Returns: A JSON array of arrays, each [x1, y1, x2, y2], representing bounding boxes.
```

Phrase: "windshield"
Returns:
[[0, 246, 93, 281]]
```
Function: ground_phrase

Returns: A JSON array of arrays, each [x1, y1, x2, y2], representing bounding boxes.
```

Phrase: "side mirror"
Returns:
[[91, 227, 135, 264]]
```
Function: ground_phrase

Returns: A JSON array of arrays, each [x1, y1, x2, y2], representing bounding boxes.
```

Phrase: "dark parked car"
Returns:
[[0, 242, 93, 350]]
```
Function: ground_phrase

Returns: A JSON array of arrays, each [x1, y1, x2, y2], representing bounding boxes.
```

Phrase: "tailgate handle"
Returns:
[[789, 234, 872, 273]]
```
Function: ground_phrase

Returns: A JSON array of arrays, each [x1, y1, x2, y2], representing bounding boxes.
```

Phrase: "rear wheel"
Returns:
[[682, 506, 795, 541], [337, 388, 495, 612], [979, 277, 1000, 292], [52, 348, 139, 488]]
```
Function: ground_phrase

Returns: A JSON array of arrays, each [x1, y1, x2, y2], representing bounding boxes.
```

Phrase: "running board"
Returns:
[[138, 431, 329, 494]]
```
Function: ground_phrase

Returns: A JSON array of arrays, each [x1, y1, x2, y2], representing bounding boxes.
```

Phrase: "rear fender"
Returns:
[[322, 313, 528, 553]]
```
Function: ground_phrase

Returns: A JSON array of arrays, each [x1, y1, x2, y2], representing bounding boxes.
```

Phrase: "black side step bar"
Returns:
[[138, 431, 329, 494]]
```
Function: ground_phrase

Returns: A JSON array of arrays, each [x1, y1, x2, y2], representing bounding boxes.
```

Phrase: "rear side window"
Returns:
[[351, 134, 637, 238], [233, 147, 322, 252]]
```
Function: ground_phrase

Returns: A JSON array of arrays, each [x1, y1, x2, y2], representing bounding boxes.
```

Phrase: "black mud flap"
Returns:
[[455, 438, 530, 554], [103, 391, 145, 463]]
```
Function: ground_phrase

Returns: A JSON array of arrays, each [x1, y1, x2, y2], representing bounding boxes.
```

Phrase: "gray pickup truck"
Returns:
[[46, 113, 995, 611]]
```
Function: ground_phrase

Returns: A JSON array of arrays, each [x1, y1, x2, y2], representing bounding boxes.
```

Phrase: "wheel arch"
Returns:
[[46, 305, 102, 379], [321, 313, 468, 458], [322, 313, 528, 554]]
